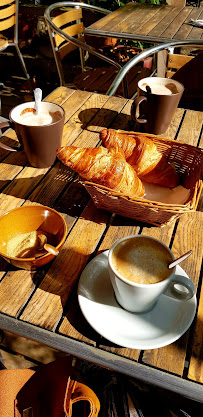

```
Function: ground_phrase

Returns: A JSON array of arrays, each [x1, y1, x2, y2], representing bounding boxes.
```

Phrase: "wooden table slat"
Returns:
[[186, 8, 203, 40], [175, 110, 203, 146], [112, 5, 163, 35], [173, 6, 203, 40], [188, 281, 203, 383], [135, 6, 175, 37], [85, 3, 195, 46], [142, 211, 203, 375], [90, 2, 141, 32], [20, 200, 110, 328], [145, 6, 185, 39], [158, 7, 193, 40]]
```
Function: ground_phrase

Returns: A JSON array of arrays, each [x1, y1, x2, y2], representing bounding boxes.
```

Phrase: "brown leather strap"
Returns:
[[0, 368, 36, 417], [0, 357, 100, 417], [64, 377, 100, 417]]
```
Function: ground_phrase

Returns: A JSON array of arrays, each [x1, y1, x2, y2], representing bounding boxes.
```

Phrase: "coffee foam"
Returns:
[[16, 110, 61, 126], [111, 237, 173, 284], [142, 82, 178, 95]]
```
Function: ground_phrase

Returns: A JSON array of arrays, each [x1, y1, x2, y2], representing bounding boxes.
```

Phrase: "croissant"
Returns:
[[57, 145, 145, 197], [100, 129, 179, 188]]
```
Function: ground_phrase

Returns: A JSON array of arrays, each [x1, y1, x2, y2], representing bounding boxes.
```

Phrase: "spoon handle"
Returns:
[[34, 88, 42, 115], [44, 243, 59, 256], [168, 250, 192, 269]]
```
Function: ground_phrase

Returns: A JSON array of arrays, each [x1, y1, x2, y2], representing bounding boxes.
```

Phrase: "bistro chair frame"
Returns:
[[44, 2, 128, 96], [0, 0, 31, 87]]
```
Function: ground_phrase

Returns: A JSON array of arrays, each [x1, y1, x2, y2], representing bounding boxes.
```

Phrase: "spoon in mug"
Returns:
[[20, 88, 42, 116], [146, 85, 152, 93], [168, 250, 192, 269], [34, 88, 42, 115]]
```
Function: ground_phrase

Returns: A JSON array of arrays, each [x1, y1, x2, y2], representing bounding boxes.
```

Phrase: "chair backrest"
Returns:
[[0, 0, 16, 32], [51, 7, 85, 61], [166, 53, 194, 78], [46, 5, 87, 85], [45, 2, 122, 88]]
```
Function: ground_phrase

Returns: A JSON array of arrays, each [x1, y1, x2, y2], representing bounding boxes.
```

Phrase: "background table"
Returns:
[[0, 87, 203, 402], [85, 3, 203, 44], [85, 2, 203, 76]]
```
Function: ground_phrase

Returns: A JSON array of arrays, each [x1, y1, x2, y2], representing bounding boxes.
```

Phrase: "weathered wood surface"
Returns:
[[0, 87, 202, 399], [85, 3, 203, 43], [73, 65, 151, 99]]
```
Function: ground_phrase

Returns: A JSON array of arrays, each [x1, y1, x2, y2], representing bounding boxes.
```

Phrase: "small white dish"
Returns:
[[78, 250, 197, 349]]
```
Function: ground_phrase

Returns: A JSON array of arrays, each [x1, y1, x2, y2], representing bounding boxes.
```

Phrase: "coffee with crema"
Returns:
[[111, 236, 173, 284], [17, 110, 62, 126], [141, 82, 178, 95]]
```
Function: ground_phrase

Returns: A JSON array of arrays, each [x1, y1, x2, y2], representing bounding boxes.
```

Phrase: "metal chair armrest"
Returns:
[[106, 40, 203, 96], [44, 2, 121, 72]]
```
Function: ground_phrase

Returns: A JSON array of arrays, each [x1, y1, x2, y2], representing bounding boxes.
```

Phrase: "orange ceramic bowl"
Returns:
[[0, 205, 67, 270]]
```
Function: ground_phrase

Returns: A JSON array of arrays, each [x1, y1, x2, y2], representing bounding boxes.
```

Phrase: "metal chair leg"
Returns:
[[15, 44, 33, 92], [122, 76, 129, 98]]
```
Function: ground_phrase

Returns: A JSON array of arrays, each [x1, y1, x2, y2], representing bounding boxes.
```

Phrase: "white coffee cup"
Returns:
[[108, 235, 196, 313]]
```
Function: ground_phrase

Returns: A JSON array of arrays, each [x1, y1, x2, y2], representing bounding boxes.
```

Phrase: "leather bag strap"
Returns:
[[0, 368, 37, 417], [0, 357, 100, 417], [64, 377, 100, 417]]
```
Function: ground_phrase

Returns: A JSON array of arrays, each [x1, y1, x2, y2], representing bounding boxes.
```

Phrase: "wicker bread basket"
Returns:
[[84, 134, 203, 227]]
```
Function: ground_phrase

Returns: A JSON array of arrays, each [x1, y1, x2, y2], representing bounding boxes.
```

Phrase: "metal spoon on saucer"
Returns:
[[168, 250, 192, 269]]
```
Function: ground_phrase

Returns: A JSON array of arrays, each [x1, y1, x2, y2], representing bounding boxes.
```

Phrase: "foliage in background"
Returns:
[[90, 0, 166, 11], [19, 0, 167, 9]]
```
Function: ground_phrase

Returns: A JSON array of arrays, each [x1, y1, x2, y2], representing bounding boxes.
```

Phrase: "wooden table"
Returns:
[[85, 2, 203, 44], [85, 2, 203, 76], [0, 87, 203, 402]]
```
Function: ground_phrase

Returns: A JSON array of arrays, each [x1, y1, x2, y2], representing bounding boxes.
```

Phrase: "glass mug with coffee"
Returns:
[[131, 77, 184, 135], [0, 102, 65, 168], [108, 235, 195, 313]]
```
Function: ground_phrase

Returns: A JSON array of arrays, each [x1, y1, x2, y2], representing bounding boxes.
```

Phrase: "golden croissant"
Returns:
[[57, 145, 145, 197], [100, 129, 179, 188]]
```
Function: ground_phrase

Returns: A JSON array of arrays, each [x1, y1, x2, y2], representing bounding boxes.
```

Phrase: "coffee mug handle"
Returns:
[[131, 96, 148, 123], [164, 275, 196, 301], [0, 121, 22, 152]]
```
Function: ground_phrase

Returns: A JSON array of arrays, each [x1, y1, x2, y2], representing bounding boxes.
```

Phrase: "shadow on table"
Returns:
[[61, 285, 123, 349], [78, 107, 136, 132]]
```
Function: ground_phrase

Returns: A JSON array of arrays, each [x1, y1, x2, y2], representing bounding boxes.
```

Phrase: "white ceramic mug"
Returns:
[[108, 235, 196, 313]]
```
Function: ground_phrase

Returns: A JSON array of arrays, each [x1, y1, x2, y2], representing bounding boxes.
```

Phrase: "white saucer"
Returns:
[[78, 251, 197, 350]]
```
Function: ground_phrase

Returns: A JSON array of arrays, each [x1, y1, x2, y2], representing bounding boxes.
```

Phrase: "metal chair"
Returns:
[[0, 0, 31, 87], [44, 2, 129, 97], [106, 40, 203, 97]]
